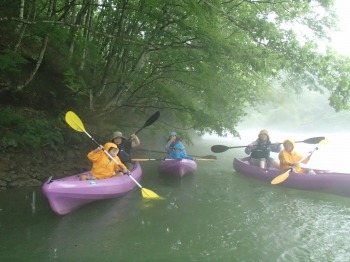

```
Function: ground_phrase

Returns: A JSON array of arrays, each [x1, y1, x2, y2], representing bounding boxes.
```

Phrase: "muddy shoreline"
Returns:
[[0, 144, 92, 190]]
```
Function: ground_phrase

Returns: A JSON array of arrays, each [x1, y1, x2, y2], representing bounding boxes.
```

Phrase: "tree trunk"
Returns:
[[79, 0, 94, 71], [16, 35, 49, 91], [16, 0, 53, 91]]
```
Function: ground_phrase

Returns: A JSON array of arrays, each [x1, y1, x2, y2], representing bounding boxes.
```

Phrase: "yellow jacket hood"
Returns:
[[104, 142, 118, 152], [283, 139, 295, 150]]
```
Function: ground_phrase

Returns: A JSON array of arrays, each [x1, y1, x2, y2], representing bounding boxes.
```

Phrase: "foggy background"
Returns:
[[202, 89, 350, 173]]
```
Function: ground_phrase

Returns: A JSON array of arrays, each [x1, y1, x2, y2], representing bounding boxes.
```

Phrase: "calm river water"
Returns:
[[1, 134, 350, 261]]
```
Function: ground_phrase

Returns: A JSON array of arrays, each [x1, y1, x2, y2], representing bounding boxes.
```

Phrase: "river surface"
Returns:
[[1, 133, 350, 261]]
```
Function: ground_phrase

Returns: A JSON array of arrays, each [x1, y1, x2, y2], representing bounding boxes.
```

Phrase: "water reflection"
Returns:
[[47, 193, 140, 261], [1, 133, 350, 261]]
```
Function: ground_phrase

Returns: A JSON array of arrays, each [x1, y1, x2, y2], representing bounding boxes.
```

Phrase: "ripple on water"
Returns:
[[253, 190, 350, 262]]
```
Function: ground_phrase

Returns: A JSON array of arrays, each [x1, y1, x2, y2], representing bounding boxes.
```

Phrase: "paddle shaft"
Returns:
[[65, 111, 164, 199], [136, 148, 215, 159], [126, 111, 160, 141], [291, 147, 318, 170], [211, 136, 325, 153], [132, 158, 215, 161], [271, 147, 318, 185], [228, 140, 320, 149]]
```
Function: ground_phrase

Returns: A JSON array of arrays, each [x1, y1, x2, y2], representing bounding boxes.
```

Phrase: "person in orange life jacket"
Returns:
[[279, 139, 315, 174], [167, 143, 193, 160], [80, 142, 130, 180], [165, 131, 187, 155], [245, 129, 282, 168], [110, 131, 140, 169]]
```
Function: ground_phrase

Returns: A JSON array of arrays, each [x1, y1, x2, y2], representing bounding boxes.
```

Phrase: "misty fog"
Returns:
[[202, 90, 350, 173]]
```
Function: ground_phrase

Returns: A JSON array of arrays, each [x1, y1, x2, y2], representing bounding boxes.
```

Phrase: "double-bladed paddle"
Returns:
[[132, 156, 216, 161], [136, 148, 216, 160], [126, 111, 160, 141], [271, 147, 319, 185], [65, 111, 164, 200], [211, 137, 325, 153]]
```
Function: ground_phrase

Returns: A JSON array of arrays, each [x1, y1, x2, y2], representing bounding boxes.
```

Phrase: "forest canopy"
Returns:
[[1, 0, 350, 142]]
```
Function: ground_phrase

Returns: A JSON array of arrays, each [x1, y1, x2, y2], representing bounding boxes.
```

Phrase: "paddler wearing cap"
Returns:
[[110, 131, 140, 169], [165, 131, 188, 157], [245, 129, 282, 169], [80, 142, 130, 180]]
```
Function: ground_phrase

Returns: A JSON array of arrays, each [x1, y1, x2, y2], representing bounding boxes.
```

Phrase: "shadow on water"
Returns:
[[158, 172, 196, 188], [46, 192, 144, 261]]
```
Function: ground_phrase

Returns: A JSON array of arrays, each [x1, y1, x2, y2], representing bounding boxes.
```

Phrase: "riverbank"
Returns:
[[0, 144, 91, 190], [0, 127, 205, 190]]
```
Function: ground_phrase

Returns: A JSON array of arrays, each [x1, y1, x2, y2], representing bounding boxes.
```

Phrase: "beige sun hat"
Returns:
[[259, 129, 269, 136], [111, 131, 126, 140]]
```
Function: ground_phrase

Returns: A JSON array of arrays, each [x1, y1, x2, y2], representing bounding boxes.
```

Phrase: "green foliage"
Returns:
[[63, 68, 89, 96], [0, 106, 77, 151], [0, 49, 27, 72], [0, 0, 349, 137]]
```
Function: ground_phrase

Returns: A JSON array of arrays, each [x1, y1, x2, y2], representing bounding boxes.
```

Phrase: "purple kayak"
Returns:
[[233, 157, 350, 198], [42, 162, 142, 215], [159, 159, 197, 177]]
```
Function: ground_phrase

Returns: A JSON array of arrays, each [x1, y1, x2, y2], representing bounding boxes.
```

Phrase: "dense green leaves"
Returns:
[[0, 107, 67, 150], [0, 0, 349, 138]]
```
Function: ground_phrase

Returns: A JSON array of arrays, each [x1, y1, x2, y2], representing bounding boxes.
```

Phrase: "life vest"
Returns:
[[169, 151, 184, 159], [173, 142, 184, 151], [166, 138, 181, 152], [250, 141, 271, 159], [168, 142, 190, 159], [117, 141, 132, 163]]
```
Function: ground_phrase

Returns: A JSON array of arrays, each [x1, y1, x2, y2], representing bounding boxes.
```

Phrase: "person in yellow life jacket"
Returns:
[[279, 139, 313, 174], [81, 142, 130, 180]]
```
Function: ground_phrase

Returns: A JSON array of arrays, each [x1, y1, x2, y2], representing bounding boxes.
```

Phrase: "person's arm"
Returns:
[[292, 151, 314, 173], [165, 141, 172, 151], [130, 134, 140, 148], [87, 145, 103, 161], [270, 142, 283, 153], [165, 137, 176, 151], [114, 156, 129, 174], [245, 141, 256, 155], [301, 152, 313, 164]]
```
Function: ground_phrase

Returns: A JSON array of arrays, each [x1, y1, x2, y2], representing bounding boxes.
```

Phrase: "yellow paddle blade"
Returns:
[[319, 139, 331, 145], [141, 188, 165, 200], [271, 170, 290, 185], [65, 111, 86, 132]]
